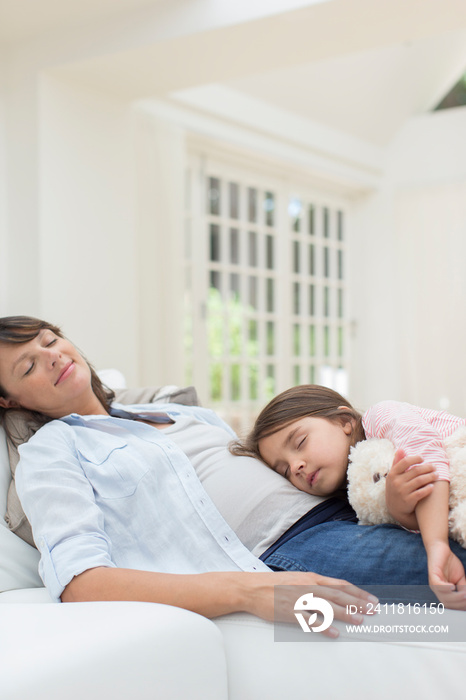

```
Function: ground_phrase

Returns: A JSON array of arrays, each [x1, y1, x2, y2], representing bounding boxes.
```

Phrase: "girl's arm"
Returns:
[[385, 448, 436, 529], [386, 456, 466, 607], [416, 481, 466, 608], [364, 401, 450, 526], [365, 402, 466, 606], [61, 566, 378, 637], [363, 401, 451, 480]]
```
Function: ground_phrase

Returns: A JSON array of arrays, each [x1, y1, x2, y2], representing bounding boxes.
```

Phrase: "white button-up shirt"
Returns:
[[16, 403, 269, 602]]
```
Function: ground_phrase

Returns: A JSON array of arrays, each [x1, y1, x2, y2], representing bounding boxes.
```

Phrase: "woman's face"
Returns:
[[258, 414, 353, 497], [0, 329, 105, 418]]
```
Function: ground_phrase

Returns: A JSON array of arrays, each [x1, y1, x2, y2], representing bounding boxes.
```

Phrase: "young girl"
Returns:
[[232, 384, 466, 609]]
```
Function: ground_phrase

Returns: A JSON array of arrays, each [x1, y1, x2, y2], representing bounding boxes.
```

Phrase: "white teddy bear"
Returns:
[[346, 427, 466, 547]]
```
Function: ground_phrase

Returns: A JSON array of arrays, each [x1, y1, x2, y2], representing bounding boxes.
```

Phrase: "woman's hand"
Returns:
[[239, 571, 378, 638], [385, 448, 436, 529], [426, 541, 466, 609]]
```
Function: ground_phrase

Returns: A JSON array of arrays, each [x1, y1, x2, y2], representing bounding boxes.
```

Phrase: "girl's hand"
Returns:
[[427, 541, 466, 609], [385, 448, 436, 529]]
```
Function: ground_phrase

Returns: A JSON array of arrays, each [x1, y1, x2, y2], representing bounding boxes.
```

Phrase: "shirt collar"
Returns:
[[61, 403, 175, 424]]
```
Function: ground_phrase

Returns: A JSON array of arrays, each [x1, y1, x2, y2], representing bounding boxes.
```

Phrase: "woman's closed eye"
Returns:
[[23, 337, 57, 376], [24, 362, 35, 376]]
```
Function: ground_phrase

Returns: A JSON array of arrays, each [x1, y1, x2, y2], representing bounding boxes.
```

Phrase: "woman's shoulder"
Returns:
[[19, 417, 75, 453]]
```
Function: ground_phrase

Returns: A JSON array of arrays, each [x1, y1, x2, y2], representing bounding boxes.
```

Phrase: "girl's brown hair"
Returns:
[[231, 384, 364, 460], [0, 316, 115, 430]]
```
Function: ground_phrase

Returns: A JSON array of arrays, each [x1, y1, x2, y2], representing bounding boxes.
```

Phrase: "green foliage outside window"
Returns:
[[206, 288, 275, 402]]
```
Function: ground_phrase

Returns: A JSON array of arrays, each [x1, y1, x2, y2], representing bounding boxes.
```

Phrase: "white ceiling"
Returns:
[[0, 0, 161, 45], [223, 30, 466, 145], [1, 0, 466, 147]]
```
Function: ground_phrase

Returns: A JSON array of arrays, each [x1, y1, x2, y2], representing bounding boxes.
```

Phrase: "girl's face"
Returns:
[[258, 414, 354, 497], [0, 329, 106, 418]]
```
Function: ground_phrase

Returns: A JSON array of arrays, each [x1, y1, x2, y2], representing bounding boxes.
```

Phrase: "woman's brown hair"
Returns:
[[0, 316, 115, 431], [230, 384, 364, 460]]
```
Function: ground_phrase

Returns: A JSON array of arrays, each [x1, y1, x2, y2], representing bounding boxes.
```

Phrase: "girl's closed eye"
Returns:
[[297, 436, 306, 449]]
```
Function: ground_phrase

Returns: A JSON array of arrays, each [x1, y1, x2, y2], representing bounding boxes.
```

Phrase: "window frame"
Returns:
[[184, 147, 351, 429]]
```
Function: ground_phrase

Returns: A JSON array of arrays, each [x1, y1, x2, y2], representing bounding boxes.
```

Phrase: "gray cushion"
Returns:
[[4, 386, 200, 547]]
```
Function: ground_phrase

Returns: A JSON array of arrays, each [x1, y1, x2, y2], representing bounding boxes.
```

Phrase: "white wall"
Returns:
[[0, 56, 7, 316], [388, 106, 466, 187], [394, 181, 466, 416], [389, 106, 466, 416], [348, 187, 400, 412], [349, 106, 466, 415], [2, 67, 188, 387], [39, 76, 139, 384], [132, 109, 186, 387], [3, 57, 41, 315]]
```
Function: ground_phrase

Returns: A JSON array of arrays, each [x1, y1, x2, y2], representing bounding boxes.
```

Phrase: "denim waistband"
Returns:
[[260, 497, 357, 561]]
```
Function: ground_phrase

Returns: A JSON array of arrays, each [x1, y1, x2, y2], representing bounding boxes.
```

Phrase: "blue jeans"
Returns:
[[262, 520, 466, 603]]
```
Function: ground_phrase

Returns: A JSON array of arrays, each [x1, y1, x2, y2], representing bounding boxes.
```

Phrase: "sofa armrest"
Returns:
[[0, 586, 52, 603], [1, 601, 228, 700]]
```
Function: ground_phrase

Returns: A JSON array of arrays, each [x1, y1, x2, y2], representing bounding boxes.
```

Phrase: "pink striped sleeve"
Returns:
[[362, 401, 450, 481]]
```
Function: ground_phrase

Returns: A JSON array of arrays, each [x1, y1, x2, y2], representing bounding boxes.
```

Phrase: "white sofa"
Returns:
[[2, 424, 466, 699]]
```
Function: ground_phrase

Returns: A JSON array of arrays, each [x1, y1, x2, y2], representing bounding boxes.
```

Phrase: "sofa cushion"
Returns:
[[0, 420, 11, 518], [0, 425, 43, 592], [213, 612, 466, 700], [0, 520, 42, 592], [1, 602, 228, 700], [3, 385, 200, 548], [3, 411, 42, 547]]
